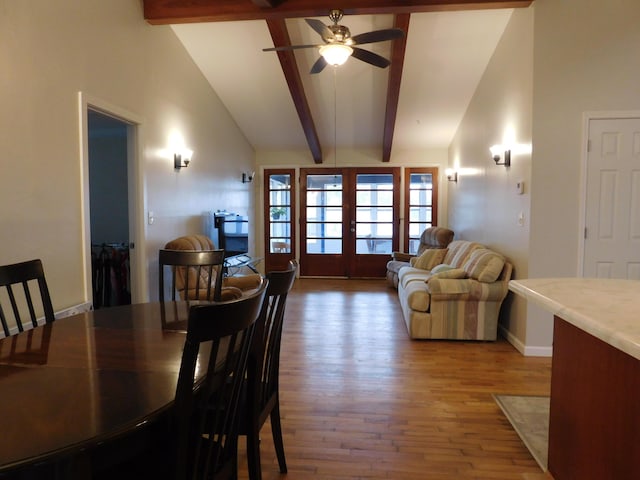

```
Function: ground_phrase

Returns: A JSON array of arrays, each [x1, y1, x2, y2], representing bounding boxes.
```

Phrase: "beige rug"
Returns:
[[493, 394, 550, 471]]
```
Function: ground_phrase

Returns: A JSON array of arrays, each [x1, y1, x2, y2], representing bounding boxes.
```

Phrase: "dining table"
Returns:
[[0, 301, 207, 478]]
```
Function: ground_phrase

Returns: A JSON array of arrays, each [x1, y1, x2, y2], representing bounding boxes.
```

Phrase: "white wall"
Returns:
[[527, 0, 640, 348], [450, 0, 640, 355], [448, 8, 534, 351], [0, 0, 255, 309]]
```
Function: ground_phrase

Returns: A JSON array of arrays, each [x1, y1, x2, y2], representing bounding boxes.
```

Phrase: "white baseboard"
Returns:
[[1, 302, 94, 338], [54, 301, 93, 319], [499, 325, 553, 357]]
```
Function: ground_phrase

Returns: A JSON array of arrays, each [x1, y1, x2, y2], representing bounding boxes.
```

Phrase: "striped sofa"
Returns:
[[396, 240, 512, 340]]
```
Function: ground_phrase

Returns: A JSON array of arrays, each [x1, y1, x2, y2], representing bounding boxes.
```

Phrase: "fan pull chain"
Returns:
[[333, 67, 337, 169]]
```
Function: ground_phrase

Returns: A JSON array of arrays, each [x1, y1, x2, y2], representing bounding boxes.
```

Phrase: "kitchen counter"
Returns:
[[509, 277, 640, 480], [508, 277, 640, 360]]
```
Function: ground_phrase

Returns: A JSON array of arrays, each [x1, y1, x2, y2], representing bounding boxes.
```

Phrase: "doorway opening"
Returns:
[[88, 110, 131, 308], [79, 93, 143, 307]]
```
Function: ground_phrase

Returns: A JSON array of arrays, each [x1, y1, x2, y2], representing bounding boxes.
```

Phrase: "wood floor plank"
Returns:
[[236, 278, 553, 479]]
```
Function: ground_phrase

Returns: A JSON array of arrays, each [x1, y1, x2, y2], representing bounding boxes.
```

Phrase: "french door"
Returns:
[[300, 167, 400, 277], [264, 169, 296, 273]]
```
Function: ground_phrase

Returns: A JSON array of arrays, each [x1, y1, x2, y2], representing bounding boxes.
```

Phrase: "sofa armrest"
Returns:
[[428, 277, 509, 302], [391, 251, 414, 262], [426, 278, 472, 300], [469, 279, 510, 302]]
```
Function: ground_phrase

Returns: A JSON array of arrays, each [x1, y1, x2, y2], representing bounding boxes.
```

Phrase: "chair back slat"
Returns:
[[158, 249, 225, 303], [172, 279, 267, 480], [240, 260, 297, 478], [253, 260, 297, 400], [0, 259, 55, 337]]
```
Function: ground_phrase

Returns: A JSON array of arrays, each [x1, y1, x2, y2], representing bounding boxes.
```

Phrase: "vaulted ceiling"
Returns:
[[143, 1, 533, 163]]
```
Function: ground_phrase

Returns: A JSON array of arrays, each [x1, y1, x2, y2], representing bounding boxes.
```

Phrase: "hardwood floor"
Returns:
[[236, 278, 553, 480]]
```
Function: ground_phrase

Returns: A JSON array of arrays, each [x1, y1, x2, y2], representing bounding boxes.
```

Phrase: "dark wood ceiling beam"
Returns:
[[266, 19, 323, 164], [382, 13, 410, 163], [251, 0, 282, 7], [144, 0, 533, 24]]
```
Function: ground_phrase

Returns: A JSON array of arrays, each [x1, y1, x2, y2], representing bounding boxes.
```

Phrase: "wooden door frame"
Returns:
[[347, 167, 400, 277], [299, 167, 400, 278], [263, 168, 296, 273], [403, 167, 439, 253], [79, 92, 145, 304], [299, 168, 347, 277]]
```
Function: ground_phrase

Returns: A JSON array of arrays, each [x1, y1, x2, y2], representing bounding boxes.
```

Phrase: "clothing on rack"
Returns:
[[91, 243, 131, 309]]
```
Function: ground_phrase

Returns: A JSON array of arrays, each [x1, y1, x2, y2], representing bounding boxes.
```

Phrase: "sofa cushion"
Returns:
[[443, 241, 484, 268], [427, 267, 467, 281], [397, 266, 431, 290], [431, 264, 455, 274], [463, 249, 505, 283], [410, 248, 448, 270]]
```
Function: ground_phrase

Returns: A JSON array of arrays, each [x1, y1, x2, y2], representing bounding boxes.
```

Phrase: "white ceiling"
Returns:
[[171, 8, 513, 157]]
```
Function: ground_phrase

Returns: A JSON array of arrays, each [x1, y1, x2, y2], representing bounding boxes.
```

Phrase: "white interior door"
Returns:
[[583, 117, 640, 279]]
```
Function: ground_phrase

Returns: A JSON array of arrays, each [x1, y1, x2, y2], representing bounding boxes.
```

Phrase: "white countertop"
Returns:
[[509, 278, 640, 361]]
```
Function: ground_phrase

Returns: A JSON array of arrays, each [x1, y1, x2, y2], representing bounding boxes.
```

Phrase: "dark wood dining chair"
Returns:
[[172, 279, 268, 480], [0, 259, 55, 337], [240, 260, 297, 480], [159, 248, 226, 303]]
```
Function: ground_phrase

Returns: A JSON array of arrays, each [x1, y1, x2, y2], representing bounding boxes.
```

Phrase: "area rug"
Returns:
[[493, 394, 550, 471]]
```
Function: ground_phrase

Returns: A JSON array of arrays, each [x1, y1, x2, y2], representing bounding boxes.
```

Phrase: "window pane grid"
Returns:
[[405, 169, 438, 254], [266, 172, 293, 255]]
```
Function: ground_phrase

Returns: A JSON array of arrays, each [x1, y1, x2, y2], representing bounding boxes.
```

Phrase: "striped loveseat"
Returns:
[[396, 240, 512, 340]]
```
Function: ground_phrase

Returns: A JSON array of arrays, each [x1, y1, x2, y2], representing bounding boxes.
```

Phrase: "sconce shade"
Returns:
[[319, 44, 353, 66]]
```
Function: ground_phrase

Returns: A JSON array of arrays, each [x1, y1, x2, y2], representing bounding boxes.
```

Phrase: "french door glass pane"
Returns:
[[306, 174, 343, 254], [355, 174, 394, 254], [408, 173, 434, 254], [267, 173, 292, 253]]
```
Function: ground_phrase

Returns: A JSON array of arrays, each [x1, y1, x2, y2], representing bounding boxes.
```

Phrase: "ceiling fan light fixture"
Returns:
[[319, 44, 353, 66]]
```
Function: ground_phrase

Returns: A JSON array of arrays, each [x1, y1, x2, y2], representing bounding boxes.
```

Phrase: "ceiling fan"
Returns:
[[263, 9, 405, 74]]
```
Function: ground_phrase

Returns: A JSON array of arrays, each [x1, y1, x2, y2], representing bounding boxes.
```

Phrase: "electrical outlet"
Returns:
[[148, 211, 155, 225]]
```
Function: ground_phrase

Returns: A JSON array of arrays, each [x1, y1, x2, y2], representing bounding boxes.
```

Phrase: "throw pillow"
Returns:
[[463, 249, 505, 283], [430, 264, 455, 274], [426, 268, 467, 282], [411, 248, 447, 270]]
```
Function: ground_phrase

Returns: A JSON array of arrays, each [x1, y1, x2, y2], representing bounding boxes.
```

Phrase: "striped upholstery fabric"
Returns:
[[386, 227, 454, 287], [396, 240, 512, 341], [463, 249, 506, 283], [442, 240, 483, 268], [163, 235, 262, 298], [410, 248, 448, 270]]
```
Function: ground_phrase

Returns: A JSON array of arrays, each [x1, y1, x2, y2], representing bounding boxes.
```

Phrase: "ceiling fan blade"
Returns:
[[310, 56, 328, 74], [351, 28, 405, 46], [305, 18, 334, 41], [351, 47, 391, 69], [263, 44, 320, 52]]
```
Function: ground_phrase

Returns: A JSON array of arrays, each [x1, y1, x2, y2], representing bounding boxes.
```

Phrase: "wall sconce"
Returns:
[[490, 145, 511, 167], [242, 171, 254, 183], [174, 149, 192, 170], [446, 170, 458, 183]]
